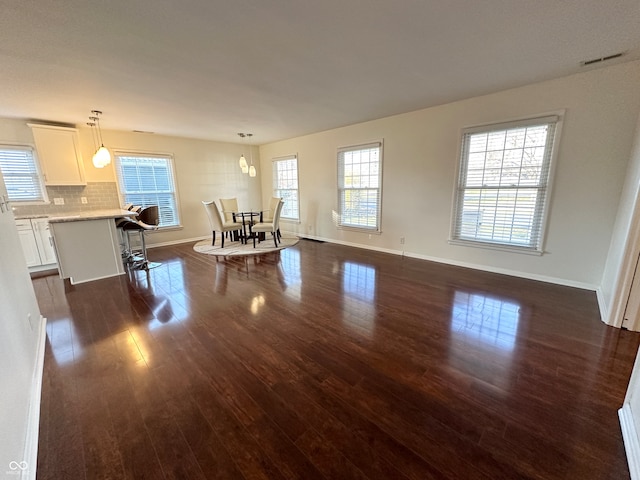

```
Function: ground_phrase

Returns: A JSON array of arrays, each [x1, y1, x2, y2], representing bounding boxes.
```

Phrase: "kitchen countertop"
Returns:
[[48, 209, 137, 223], [14, 214, 51, 220]]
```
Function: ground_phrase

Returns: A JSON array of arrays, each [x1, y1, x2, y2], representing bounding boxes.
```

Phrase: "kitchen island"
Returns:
[[49, 209, 137, 284]]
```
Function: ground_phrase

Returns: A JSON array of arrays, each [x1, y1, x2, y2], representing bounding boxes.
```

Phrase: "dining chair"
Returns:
[[251, 200, 284, 248], [219, 197, 239, 223], [202, 200, 242, 248], [261, 196, 282, 240], [262, 197, 281, 222]]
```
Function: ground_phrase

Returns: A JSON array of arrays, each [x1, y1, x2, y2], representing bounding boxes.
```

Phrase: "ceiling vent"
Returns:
[[580, 52, 624, 66]]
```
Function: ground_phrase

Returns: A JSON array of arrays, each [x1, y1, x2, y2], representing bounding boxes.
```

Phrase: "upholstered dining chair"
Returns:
[[251, 200, 284, 248], [262, 197, 281, 222], [219, 197, 239, 223], [202, 200, 242, 248], [261, 196, 282, 240]]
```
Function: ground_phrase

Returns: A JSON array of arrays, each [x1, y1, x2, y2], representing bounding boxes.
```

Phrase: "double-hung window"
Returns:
[[337, 142, 382, 232], [114, 152, 180, 228], [451, 116, 559, 253], [273, 155, 299, 221], [0, 145, 47, 203]]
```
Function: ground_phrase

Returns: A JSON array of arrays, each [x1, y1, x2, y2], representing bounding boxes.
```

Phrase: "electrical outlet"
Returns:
[[400, 237, 405, 245], [54, 197, 64, 205], [81, 197, 88, 204], [368, 234, 372, 239]]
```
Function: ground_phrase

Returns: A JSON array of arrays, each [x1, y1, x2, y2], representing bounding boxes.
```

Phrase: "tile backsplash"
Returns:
[[12, 182, 120, 217]]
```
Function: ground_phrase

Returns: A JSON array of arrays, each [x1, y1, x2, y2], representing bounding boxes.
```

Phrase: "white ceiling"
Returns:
[[1, 0, 639, 144]]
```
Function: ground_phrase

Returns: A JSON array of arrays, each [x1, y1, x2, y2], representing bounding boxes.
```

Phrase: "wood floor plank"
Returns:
[[35, 239, 640, 479]]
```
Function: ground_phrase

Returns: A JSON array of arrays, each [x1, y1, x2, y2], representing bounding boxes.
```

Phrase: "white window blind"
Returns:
[[0, 145, 46, 202], [114, 152, 180, 227], [452, 116, 558, 252], [273, 155, 299, 220], [337, 142, 382, 231]]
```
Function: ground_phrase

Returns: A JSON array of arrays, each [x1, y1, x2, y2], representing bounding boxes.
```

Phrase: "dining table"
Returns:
[[234, 211, 264, 244]]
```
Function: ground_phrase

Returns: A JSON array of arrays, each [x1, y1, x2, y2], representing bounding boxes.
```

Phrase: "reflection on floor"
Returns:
[[34, 239, 640, 480]]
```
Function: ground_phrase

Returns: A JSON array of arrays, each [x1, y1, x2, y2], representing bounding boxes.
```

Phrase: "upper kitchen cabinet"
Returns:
[[28, 124, 86, 186]]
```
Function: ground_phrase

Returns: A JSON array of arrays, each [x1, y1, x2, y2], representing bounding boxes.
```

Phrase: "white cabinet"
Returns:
[[16, 220, 41, 267], [32, 218, 57, 265], [15, 218, 57, 268], [28, 124, 86, 186]]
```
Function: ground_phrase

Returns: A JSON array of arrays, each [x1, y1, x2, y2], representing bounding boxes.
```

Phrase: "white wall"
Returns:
[[260, 60, 640, 288], [600, 112, 640, 327], [0, 170, 45, 479]]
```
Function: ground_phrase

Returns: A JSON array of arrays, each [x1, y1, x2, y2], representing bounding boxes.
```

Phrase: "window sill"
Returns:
[[152, 225, 183, 232], [338, 226, 381, 235], [448, 238, 543, 256]]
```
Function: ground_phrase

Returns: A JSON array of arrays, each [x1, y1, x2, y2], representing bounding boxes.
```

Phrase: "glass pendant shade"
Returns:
[[239, 155, 248, 169], [241, 165, 249, 174], [92, 146, 111, 168], [249, 165, 256, 177]]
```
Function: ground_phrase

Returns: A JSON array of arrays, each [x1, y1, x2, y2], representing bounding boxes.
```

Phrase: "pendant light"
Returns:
[[246, 133, 256, 177], [91, 110, 111, 168], [238, 133, 249, 173]]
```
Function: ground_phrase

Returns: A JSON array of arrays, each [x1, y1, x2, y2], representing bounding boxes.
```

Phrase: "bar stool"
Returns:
[[121, 205, 161, 270], [116, 204, 141, 262]]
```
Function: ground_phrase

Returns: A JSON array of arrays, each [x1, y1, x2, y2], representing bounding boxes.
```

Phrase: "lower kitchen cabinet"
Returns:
[[16, 218, 57, 268]]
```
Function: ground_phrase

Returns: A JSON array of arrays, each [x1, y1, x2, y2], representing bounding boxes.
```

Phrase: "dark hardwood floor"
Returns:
[[34, 239, 640, 479]]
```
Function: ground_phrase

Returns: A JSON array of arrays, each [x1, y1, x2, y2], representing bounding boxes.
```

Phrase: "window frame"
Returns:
[[450, 115, 562, 255], [337, 141, 383, 233], [113, 150, 181, 229], [272, 154, 300, 222], [0, 144, 48, 204]]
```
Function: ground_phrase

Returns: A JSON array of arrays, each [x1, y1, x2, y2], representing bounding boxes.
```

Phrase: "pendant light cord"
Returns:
[[87, 119, 98, 150]]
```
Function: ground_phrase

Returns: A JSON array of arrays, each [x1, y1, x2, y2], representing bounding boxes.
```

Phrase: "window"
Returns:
[[273, 155, 299, 220], [114, 152, 180, 228], [0, 145, 47, 202], [451, 116, 559, 253], [337, 142, 382, 231]]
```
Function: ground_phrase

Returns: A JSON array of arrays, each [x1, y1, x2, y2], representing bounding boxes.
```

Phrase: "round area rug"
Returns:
[[193, 235, 299, 257]]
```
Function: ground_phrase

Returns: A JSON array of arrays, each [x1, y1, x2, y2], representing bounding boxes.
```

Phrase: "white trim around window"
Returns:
[[450, 114, 562, 254], [272, 154, 300, 221], [337, 141, 383, 233], [113, 150, 181, 228], [0, 144, 48, 204]]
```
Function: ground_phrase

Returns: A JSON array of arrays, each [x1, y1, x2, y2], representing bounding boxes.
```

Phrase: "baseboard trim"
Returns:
[[147, 236, 209, 249], [23, 315, 47, 480], [296, 233, 597, 291], [620, 404, 640, 480], [596, 286, 612, 326]]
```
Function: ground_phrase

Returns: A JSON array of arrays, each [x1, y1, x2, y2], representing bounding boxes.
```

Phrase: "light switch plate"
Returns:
[[54, 197, 64, 205]]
